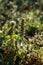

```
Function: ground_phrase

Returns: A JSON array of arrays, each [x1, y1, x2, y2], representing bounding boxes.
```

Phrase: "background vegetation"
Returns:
[[0, 0, 43, 65]]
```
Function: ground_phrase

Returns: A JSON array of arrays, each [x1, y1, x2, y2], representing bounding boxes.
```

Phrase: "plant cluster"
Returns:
[[0, 0, 43, 65]]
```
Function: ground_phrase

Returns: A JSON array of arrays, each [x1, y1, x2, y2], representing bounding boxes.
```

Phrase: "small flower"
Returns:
[[21, 42, 23, 47], [0, 30, 3, 33], [36, 9, 40, 15], [29, 16, 33, 20]]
